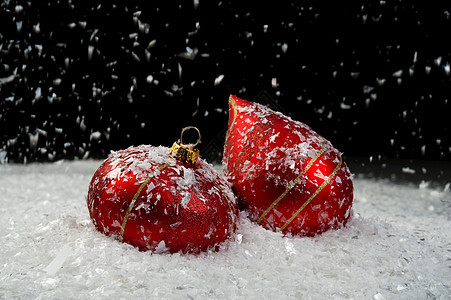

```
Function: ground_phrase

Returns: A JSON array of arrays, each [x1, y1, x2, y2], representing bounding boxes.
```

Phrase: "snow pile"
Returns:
[[1, 160, 450, 298]]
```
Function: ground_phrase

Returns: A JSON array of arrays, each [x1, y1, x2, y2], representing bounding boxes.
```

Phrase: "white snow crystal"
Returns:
[[269, 132, 279, 143], [181, 167, 196, 186], [0, 151, 7, 164], [0, 74, 17, 84], [178, 47, 198, 60], [314, 168, 327, 180], [90, 131, 102, 141], [29, 132, 39, 149], [180, 192, 191, 208], [373, 292, 385, 300], [35, 87, 42, 99], [444, 63, 450, 76], [392, 69, 403, 77], [376, 77, 386, 86], [148, 39, 157, 48], [434, 56, 442, 66], [88, 45, 95, 60], [284, 239, 296, 255], [340, 102, 351, 110], [281, 43, 288, 53], [154, 240, 169, 254], [193, 0, 200, 9], [43, 243, 72, 275], [15, 5, 24, 13], [214, 74, 225, 86], [271, 77, 278, 88], [16, 21, 23, 32], [401, 167, 416, 174]]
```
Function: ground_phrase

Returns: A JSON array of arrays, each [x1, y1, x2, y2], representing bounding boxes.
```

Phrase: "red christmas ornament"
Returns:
[[223, 95, 353, 236], [87, 127, 238, 253]]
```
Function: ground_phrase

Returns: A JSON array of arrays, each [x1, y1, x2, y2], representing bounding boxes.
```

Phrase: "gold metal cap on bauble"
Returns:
[[170, 126, 201, 164]]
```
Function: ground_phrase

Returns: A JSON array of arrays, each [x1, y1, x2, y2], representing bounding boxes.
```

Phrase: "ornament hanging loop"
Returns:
[[180, 126, 201, 148], [170, 126, 201, 164]]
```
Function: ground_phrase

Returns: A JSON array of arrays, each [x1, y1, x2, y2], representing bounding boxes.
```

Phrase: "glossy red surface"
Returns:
[[87, 145, 238, 253], [223, 95, 353, 236]]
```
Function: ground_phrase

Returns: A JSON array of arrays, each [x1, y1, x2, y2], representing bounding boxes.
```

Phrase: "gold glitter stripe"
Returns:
[[257, 140, 327, 224], [279, 155, 343, 232], [225, 96, 238, 142], [120, 163, 170, 239]]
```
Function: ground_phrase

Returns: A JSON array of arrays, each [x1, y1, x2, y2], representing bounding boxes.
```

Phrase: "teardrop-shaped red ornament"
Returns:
[[223, 95, 353, 236]]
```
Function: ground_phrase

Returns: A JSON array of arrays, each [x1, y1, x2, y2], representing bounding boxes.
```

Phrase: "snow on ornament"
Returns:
[[223, 95, 353, 236], [87, 127, 238, 253]]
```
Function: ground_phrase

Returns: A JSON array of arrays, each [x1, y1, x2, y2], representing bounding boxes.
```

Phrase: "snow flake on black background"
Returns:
[[1, 0, 450, 163]]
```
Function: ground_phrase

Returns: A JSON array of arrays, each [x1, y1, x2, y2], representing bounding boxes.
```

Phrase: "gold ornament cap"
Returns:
[[170, 126, 201, 164]]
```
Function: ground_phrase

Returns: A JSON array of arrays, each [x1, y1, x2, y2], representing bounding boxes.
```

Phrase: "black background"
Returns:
[[1, 1, 450, 168]]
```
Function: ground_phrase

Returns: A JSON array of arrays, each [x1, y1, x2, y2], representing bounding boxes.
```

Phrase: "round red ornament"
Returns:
[[223, 95, 353, 236], [87, 127, 238, 253]]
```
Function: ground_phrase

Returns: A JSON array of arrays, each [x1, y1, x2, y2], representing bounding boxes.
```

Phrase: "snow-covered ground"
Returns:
[[1, 159, 450, 299]]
